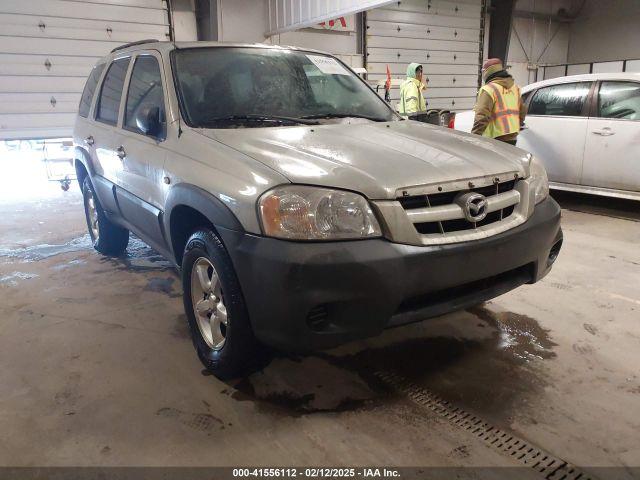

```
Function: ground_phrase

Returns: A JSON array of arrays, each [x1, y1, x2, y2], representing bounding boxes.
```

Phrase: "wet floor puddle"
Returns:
[[468, 306, 557, 361], [214, 356, 387, 416], [218, 306, 558, 421], [144, 276, 180, 297], [0, 271, 39, 286], [104, 237, 174, 272], [0, 235, 92, 261], [0, 234, 173, 273]]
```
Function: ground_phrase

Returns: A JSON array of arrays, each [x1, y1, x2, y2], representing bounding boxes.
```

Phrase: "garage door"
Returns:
[[0, 0, 170, 140], [365, 0, 485, 112]]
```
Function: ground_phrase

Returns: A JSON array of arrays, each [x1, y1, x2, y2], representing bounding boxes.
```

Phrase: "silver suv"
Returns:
[[73, 40, 563, 378]]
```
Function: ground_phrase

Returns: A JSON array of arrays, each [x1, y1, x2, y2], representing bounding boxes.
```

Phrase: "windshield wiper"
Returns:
[[300, 113, 388, 122], [201, 114, 319, 127]]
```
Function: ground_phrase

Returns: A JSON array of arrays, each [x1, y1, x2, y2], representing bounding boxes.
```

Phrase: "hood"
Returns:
[[406, 62, 422, 79], [199, 121, 530, 199], [490, 76, 515, 89]]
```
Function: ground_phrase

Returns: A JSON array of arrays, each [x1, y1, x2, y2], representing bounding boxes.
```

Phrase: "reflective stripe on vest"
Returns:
[[480, 82, 521, 138]]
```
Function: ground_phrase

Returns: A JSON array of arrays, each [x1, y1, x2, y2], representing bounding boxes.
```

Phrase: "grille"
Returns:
[[398, 179, 519, 236], [415, 205, 517, 234], [399, 180, 516, 209]]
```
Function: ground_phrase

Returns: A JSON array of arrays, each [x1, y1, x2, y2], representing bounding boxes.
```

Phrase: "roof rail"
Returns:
[[111, 39, 160, 53]]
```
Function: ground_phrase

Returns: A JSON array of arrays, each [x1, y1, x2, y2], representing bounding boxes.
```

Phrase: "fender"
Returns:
[[74, 145, 95, 179], [74, 145, 120, 214], [164, 183, 245, 262]]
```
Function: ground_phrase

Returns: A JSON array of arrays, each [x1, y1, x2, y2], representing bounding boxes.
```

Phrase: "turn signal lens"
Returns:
[[529, 155, 549, 204]]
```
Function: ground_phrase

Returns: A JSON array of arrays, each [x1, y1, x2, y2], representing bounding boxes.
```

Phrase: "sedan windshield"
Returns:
[[172, 47, 397, 128]]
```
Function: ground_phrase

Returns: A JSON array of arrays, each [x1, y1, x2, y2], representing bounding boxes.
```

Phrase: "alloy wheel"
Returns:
[[190, 257, 228, 350], [85, 187, 99, 241]]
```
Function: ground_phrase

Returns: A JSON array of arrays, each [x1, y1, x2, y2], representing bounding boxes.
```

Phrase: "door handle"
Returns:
[[84, 135, 94, 146], [116, 145, 126, 159], [592, 128, 615, 136]]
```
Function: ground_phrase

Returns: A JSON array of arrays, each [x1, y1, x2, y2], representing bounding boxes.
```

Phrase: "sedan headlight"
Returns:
[[529, 155, 549, 204], [259, 185, 382, 240]]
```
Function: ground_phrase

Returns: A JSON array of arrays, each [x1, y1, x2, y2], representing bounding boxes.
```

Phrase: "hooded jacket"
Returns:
[[399, 62, 427, 115], [472, 72, 527, 142]]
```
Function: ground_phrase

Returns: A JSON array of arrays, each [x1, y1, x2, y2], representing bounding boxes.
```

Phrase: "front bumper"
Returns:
[[219, 197, 562, 351]]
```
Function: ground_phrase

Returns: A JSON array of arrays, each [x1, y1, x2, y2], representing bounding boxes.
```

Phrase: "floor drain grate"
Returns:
[[375, 370, 594, 480]]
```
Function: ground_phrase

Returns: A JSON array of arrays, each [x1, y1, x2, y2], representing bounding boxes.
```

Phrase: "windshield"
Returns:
[[172, 47, 396, 128]]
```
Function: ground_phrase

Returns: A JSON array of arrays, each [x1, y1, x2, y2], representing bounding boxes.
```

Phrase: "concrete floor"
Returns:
[[0, 178, 639, 475]]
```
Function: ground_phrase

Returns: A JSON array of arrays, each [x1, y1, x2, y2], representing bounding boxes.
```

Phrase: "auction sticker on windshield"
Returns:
[[306, 54, 350, 75]]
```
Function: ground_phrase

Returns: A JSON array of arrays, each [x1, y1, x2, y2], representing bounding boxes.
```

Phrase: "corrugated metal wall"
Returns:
[[365, 0, 485, 111], [0, 0, 170, 140]]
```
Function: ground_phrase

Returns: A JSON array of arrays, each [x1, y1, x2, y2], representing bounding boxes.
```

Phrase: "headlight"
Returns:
[[529, 155, 549, 204], [258, 185, 382, 240]]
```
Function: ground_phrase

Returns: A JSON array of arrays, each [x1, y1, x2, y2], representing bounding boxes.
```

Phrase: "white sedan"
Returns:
[[453, 73, 640, 201]]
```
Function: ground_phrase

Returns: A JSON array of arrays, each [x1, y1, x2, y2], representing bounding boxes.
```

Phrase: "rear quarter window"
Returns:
[[78, 64, 105, 118]]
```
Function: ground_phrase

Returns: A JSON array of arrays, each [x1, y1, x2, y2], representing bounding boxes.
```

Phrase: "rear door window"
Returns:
[[78, 64, 105, 118], [528, 82, 592, 117], [96, 57, 131, 125], [597, 81, 640, 120]]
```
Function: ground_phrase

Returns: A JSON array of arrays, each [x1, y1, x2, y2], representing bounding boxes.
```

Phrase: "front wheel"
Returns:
[[82, 176, 129, 255], [182, 229, 267, 379]]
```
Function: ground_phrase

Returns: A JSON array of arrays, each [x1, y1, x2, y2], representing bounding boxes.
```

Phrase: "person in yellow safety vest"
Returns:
[[472, 58, 526, 145], [399, 63, 427, 116]]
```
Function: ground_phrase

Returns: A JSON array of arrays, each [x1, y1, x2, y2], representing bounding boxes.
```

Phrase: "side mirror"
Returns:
[[135, 105, 162, 138]]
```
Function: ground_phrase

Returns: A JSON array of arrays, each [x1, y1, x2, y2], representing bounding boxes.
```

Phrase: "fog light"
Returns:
[[306, 304, 329, 332], [548, 239, 562, 265]]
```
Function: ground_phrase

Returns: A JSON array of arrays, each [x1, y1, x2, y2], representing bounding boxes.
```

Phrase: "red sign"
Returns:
[[313, 16, 355, 31], [319, 17, 347, 29]]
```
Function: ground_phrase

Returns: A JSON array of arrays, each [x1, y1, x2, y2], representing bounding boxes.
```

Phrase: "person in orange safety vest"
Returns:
[[472, 58, 526, 145]]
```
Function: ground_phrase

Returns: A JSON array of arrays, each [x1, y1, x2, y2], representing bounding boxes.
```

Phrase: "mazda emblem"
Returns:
[[456, 192, 488, 222]]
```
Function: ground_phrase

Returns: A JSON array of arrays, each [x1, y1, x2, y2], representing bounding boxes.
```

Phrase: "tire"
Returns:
[[182, 228, 266, 379], [82, 176, 129, 256]]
